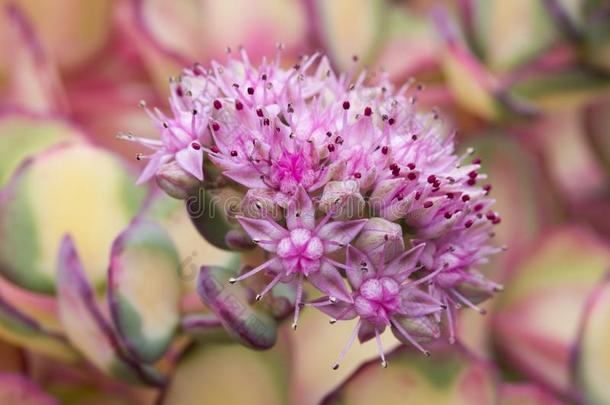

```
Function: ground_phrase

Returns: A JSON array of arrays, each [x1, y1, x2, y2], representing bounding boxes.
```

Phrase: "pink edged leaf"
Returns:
[[382, 243, 425, 281], [318, 219, 368, 253], [175, 145, 204, 181], [0, 372, 58, 404], [307, 261, 353, 303], [345, 246, 375, 290], [320, 343, 498, 404], [573, 272, 610, 405], [493, 226, 610, 397], [0, 289, 78, 363], [287, 186, 316, 230], [237, 216, 287, 247], [500, 383, 563, 405], [57, 235, 165, 387], [108, 220, 181, 364], [159, 340, 291, 405], [3, 4, 68, 114], [196, 265, 278, 350]]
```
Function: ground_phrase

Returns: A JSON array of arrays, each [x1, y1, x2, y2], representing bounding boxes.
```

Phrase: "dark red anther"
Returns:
[[446, 193, 454, 199], [354, 172, 362, 179], [342, 101, 351, 110], [462, 195, 470, 202], [210, 145, 220, 153], [411, 135, 418, 141], [263, 118, 270, 126], [483, 184, 492, 194], [256, 108, 264, 117], [213, 100, 222, 109], [423, 201, 433, 208], [467, 178, 476, 186], [364, 106, 372, 116], [433, 180, 441, 188], [392, 168, 400, 177], [230, 150, 238, 157], [388, 118, 395, 125], [486, 211, 496, 221], [176, 86, 184, 97], [212, 122, 220, 131], [407, 172, 417, 180], [492, 217, 501, 225], [468, 171, 478, 179], [427, 175, 436, 184], [415, 191, 422, 200], [465, 220, 473, 228], [472, 158, 481, 164], [327, 144, 335, 152], [235, 101, 244, 110], [444, 212, 452, 219], [381, 146, 389, 155], [335, 136, 344, 145], [474, 203, 484, 211], [326, 131, 332, 137], [261, 74, 267, 80], [389, 163, 398, 171], [247, 87, 255, 95], [191, 142, 201, 150], [407, 163, 416, 170]]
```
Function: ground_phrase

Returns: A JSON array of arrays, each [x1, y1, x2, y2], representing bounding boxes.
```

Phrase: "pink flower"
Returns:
[[312, 246, 444, 369], [232, 186, 367, 328]]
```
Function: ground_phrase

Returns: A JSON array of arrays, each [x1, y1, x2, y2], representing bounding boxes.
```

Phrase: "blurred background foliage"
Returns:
[[0, 0, 609, 404]]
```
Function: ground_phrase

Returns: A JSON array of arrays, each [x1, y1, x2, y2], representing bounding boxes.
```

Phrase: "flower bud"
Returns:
[[353, 217, 404, 266], [319, 180, 365, 220], [391, 315, 440, 344], [155, 160, 202, 200], [187, 187, 251, 251], [240, 188, 282, 221]]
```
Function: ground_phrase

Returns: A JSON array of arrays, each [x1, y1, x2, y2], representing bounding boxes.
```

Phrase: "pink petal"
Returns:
[[175, 145, 204, 180], [345, 246, 376, 290], [318, 219, 368, 253], [383, 243, 425, 281], [314, 299, 357, 321], [307, 261, 353, 303], [236, 216, 287, 248], [136, 154, 169, 185], [224, 169, 268, 189], [286, 186, 315, 230]]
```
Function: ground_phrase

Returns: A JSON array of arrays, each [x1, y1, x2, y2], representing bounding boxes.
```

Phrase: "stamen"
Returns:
[[332, 320, 361, 370]]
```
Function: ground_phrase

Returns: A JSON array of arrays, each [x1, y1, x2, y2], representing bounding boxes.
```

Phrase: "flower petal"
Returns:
[[307, 261, 352, 303], [236, 216, 287, 248], [175, 145, 204, 181], [287, 186, 315, 230], [383, 243, 425, 281], [319, 219, 368, 253], [345, 246, 376, 290]]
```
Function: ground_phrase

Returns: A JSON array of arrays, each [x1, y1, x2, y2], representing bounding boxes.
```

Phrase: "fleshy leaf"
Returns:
[[57, 235, 165, 386], [160, 342, 289, 405], [312, 0, 388, 69], [0, 291, 78, 363], [0, 372, 58, 404], [142, 194, 241, 293], [573, 272, 610, 405], [321, 344, 498, 404], [108, 220, 181, 363], [0, 113, 83, 187], [500, 383, 563, 405], [0, 142, 145, 293], [197, 266, 278, 350], [493, 226, 610, 396]]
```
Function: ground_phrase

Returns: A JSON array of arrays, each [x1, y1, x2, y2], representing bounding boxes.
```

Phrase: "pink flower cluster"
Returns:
[[129, 48, 503, 369]]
